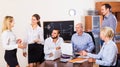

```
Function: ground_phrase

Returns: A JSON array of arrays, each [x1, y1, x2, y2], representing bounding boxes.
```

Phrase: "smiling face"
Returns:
[[5, 16, 14, 30], [31, 16, 38, 25], [75, 23, 83, 35], [51, 30, 60, 39], [10, 20, 14, 28], [101, 5, 109, 16]]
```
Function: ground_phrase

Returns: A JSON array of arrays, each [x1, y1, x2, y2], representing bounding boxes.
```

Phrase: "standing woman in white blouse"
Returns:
[[1, 16, 26, 67], [23, 14, 44, 67]]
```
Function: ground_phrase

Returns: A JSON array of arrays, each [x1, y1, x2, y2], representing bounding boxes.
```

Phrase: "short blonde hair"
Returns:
[[100, 27, 114, 39], [2, 16, 13, 32]]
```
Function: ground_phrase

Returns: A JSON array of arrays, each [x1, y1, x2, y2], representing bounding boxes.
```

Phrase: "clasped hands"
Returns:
[[16, 39, 26, 49], [49, 46, 61, 57], [17, 39, 27, 57], [78, 50, 96, 63]]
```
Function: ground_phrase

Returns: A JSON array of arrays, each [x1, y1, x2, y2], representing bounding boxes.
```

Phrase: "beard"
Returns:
[[52, 36, 58, 39]]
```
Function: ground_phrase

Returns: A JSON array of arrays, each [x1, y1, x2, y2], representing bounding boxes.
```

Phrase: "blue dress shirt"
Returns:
[[71, 32, 94, 53], [88, 40, 118, 66], [102, 13, 117, 33]]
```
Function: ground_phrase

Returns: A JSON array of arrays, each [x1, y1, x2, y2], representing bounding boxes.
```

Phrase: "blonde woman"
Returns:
[[81, 27, 118, 67], [1, 16, 26, 67]]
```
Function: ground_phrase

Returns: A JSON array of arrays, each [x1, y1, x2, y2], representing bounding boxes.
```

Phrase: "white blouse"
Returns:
[[1, 30, 18, 50], [24, 25, 44, 45]]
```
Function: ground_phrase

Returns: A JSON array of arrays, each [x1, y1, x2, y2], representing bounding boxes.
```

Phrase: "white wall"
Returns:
[[0, 0, 95, 66], [96, 0, 120, 2]]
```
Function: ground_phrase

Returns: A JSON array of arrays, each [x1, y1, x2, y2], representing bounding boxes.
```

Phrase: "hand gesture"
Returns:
[[81, 50, 88, 56], [23, 52, 27, 57], [34, 39, 40, 43], [18, 44, 26, 49], [56, 46, 61, 50], [79, 51, 83, 56], [16, 39, 22, 44], [88, 58, 96, 63], [49, 53, 53, 57]]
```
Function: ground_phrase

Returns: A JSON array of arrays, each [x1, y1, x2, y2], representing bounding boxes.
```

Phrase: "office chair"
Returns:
[[85, 32, 96, 53], [116, 54, 120, 67]]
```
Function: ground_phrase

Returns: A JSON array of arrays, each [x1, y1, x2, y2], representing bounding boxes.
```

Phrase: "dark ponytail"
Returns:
[[32, 14, 41, 27]]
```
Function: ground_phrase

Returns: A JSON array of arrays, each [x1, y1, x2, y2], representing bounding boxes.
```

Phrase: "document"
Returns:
[[61, 43, 73, 55], [69, 58, 88, 63]]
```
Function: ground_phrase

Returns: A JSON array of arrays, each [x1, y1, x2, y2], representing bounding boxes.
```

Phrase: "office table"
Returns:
[[40, 59, 93, 67]]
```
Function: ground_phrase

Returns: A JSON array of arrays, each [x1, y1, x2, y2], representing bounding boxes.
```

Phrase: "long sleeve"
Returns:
[[95, 44, 117, 66], [87, 45, 104, 59], [44, 38, 55, 55], [23, 26, 44, 52], [71, 36, 77, 52], [1, 31, 18, 50], [86, 35, 94, 52], [71, 33, 95, 53], [44, 37, 64, 60], [38, 28, 44, 44], [109, 16, 117, 33], [88, 41, 118, 66], [102, 13, 117, 33]]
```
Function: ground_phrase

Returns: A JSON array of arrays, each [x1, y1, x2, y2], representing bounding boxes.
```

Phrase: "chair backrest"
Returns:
[[85, 32, 96, 53], [116, 54, 120, 67], [85, 32, 95, 45]]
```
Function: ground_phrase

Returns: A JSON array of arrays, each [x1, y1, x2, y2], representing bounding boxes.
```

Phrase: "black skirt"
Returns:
[[4, 49, 19, 67], [28, 43, 44, 63]]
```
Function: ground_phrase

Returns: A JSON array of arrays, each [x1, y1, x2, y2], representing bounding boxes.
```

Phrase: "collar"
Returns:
[[104, 12, 112, 19], [104, 40, 112, 45], [30, 25, 39, 30], [76, 32, 84, 36], [6, 30, 12, 32]]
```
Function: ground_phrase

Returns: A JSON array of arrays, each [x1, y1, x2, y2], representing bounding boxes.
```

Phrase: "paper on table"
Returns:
[[69, 58, 88, 63], [78, 56, 90, 58], [61, 43, 73, 55]]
